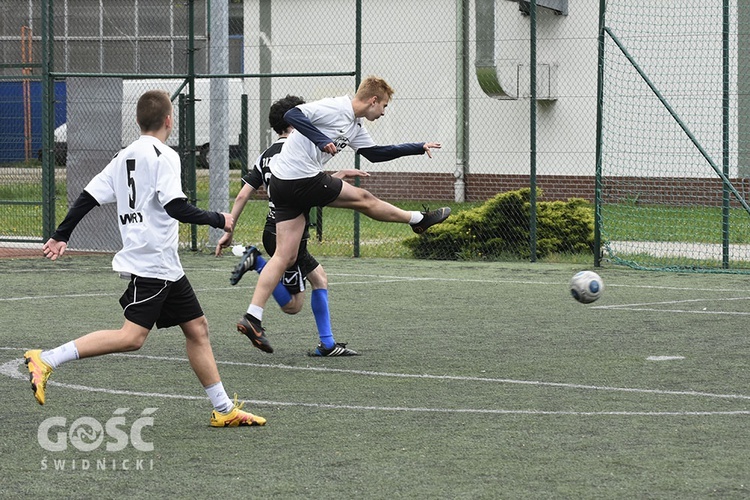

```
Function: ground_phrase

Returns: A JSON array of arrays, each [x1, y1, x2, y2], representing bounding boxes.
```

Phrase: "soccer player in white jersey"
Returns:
[[215, 95, 364, 356], [238, 76, 451, 353], [24, 90, 266, 427]]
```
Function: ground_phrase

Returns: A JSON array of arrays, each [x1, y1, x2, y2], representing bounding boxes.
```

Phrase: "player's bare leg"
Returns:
[[180, 315, 221, 386], [252, 215, 306, 308], [73, 320, 150, 357], [306, 265, 328, 290], [237, 214, 306, 353], [330, 182, 451, 233], [23, 320, 148, 405], [329, 182, 411, 222], [280, 291, 304, 315]]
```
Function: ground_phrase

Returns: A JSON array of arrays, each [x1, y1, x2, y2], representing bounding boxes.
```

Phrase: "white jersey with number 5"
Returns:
[[84, 135, 187, 281], [270, 95, 377, 180]]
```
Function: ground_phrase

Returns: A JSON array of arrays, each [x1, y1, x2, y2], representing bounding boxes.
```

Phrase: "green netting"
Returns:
[[599, 0, 750, 272]]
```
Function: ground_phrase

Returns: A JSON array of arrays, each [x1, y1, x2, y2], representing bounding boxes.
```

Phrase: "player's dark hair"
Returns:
[[269, 95, 305, 135], [137, 90, 172, 132]]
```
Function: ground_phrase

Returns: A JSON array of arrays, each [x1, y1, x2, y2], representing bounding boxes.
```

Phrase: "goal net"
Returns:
[[598, 0, 750, 272]]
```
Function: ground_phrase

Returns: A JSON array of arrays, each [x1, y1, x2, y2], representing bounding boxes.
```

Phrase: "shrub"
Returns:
[[404, 188, 594, 260]]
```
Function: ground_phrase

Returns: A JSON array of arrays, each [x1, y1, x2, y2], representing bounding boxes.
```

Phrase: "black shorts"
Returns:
[[119, 274, 204, 329], [263, 226, 320, 295], [269, 172, 343, 223]]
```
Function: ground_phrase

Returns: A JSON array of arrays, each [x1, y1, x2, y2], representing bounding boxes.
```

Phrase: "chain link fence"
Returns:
[[1, 0, 603, 263], [599, 0, 750, 273]]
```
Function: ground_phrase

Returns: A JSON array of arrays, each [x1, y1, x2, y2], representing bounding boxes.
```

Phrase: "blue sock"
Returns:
[[311, 288, 334, 349], [255, 255, 267, 272], [272, 283, 292, 308], [255, 255, 292, 307]]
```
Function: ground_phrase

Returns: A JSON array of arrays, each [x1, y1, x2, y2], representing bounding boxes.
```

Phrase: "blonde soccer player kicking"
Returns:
[[237, 76, 450, 353], [216, 95, 365, 356], [25, 90, 265, 427]]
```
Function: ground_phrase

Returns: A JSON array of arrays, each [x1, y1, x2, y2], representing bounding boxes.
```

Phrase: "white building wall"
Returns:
[[240, 1, 739, 180], [241, 0, 601, 178]]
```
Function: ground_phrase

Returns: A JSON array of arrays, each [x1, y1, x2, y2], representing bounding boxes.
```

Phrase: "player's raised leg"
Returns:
[[23, 321, 149, 405], [329, 182, 450, 233]]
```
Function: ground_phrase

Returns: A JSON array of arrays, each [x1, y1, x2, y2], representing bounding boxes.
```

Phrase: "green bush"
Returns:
[[404, 188, 594, 260]]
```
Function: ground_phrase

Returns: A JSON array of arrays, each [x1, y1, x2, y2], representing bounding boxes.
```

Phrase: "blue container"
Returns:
[[0, 81, 66, 164]]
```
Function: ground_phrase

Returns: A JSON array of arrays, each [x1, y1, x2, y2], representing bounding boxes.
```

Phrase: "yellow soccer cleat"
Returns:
[[24, 349, 53, 405], [210, 397, 266, 427]]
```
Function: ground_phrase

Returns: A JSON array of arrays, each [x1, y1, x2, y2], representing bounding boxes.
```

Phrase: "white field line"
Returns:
[[594, 296, 750, 315], [0, 292, 121, 302], [594, 308, 750, 316], [0, 275, 556, 302], [1, 349, 748, 416], [2, 271, 750, 303]]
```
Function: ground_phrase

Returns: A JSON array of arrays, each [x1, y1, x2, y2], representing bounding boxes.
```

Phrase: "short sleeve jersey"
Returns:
[[270, 95, 377, 180], [84, 135, 187, 281]]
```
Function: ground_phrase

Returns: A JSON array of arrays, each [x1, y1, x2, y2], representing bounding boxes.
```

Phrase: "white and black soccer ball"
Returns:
[[569, 271, 604, 304]]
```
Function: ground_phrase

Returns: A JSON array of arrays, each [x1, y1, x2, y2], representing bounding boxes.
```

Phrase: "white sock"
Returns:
[[41, 341, 79, 369], [409, 211, 424, 224], [247, 304, 263, 321], [204, 381, 234, 413]]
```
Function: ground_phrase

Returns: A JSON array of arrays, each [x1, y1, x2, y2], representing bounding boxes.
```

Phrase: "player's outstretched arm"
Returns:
[[358, 142, 441, 163], [42, 239, 68, 261], [332, 169, 370, 180]]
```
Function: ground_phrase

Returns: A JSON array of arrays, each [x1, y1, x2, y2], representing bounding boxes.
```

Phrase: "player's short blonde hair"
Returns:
[[355, 76, 395, 102], [137, 90, 172, 132]]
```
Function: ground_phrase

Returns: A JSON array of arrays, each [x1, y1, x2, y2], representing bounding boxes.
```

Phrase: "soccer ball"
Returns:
[[569, 271, 604, 304]]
